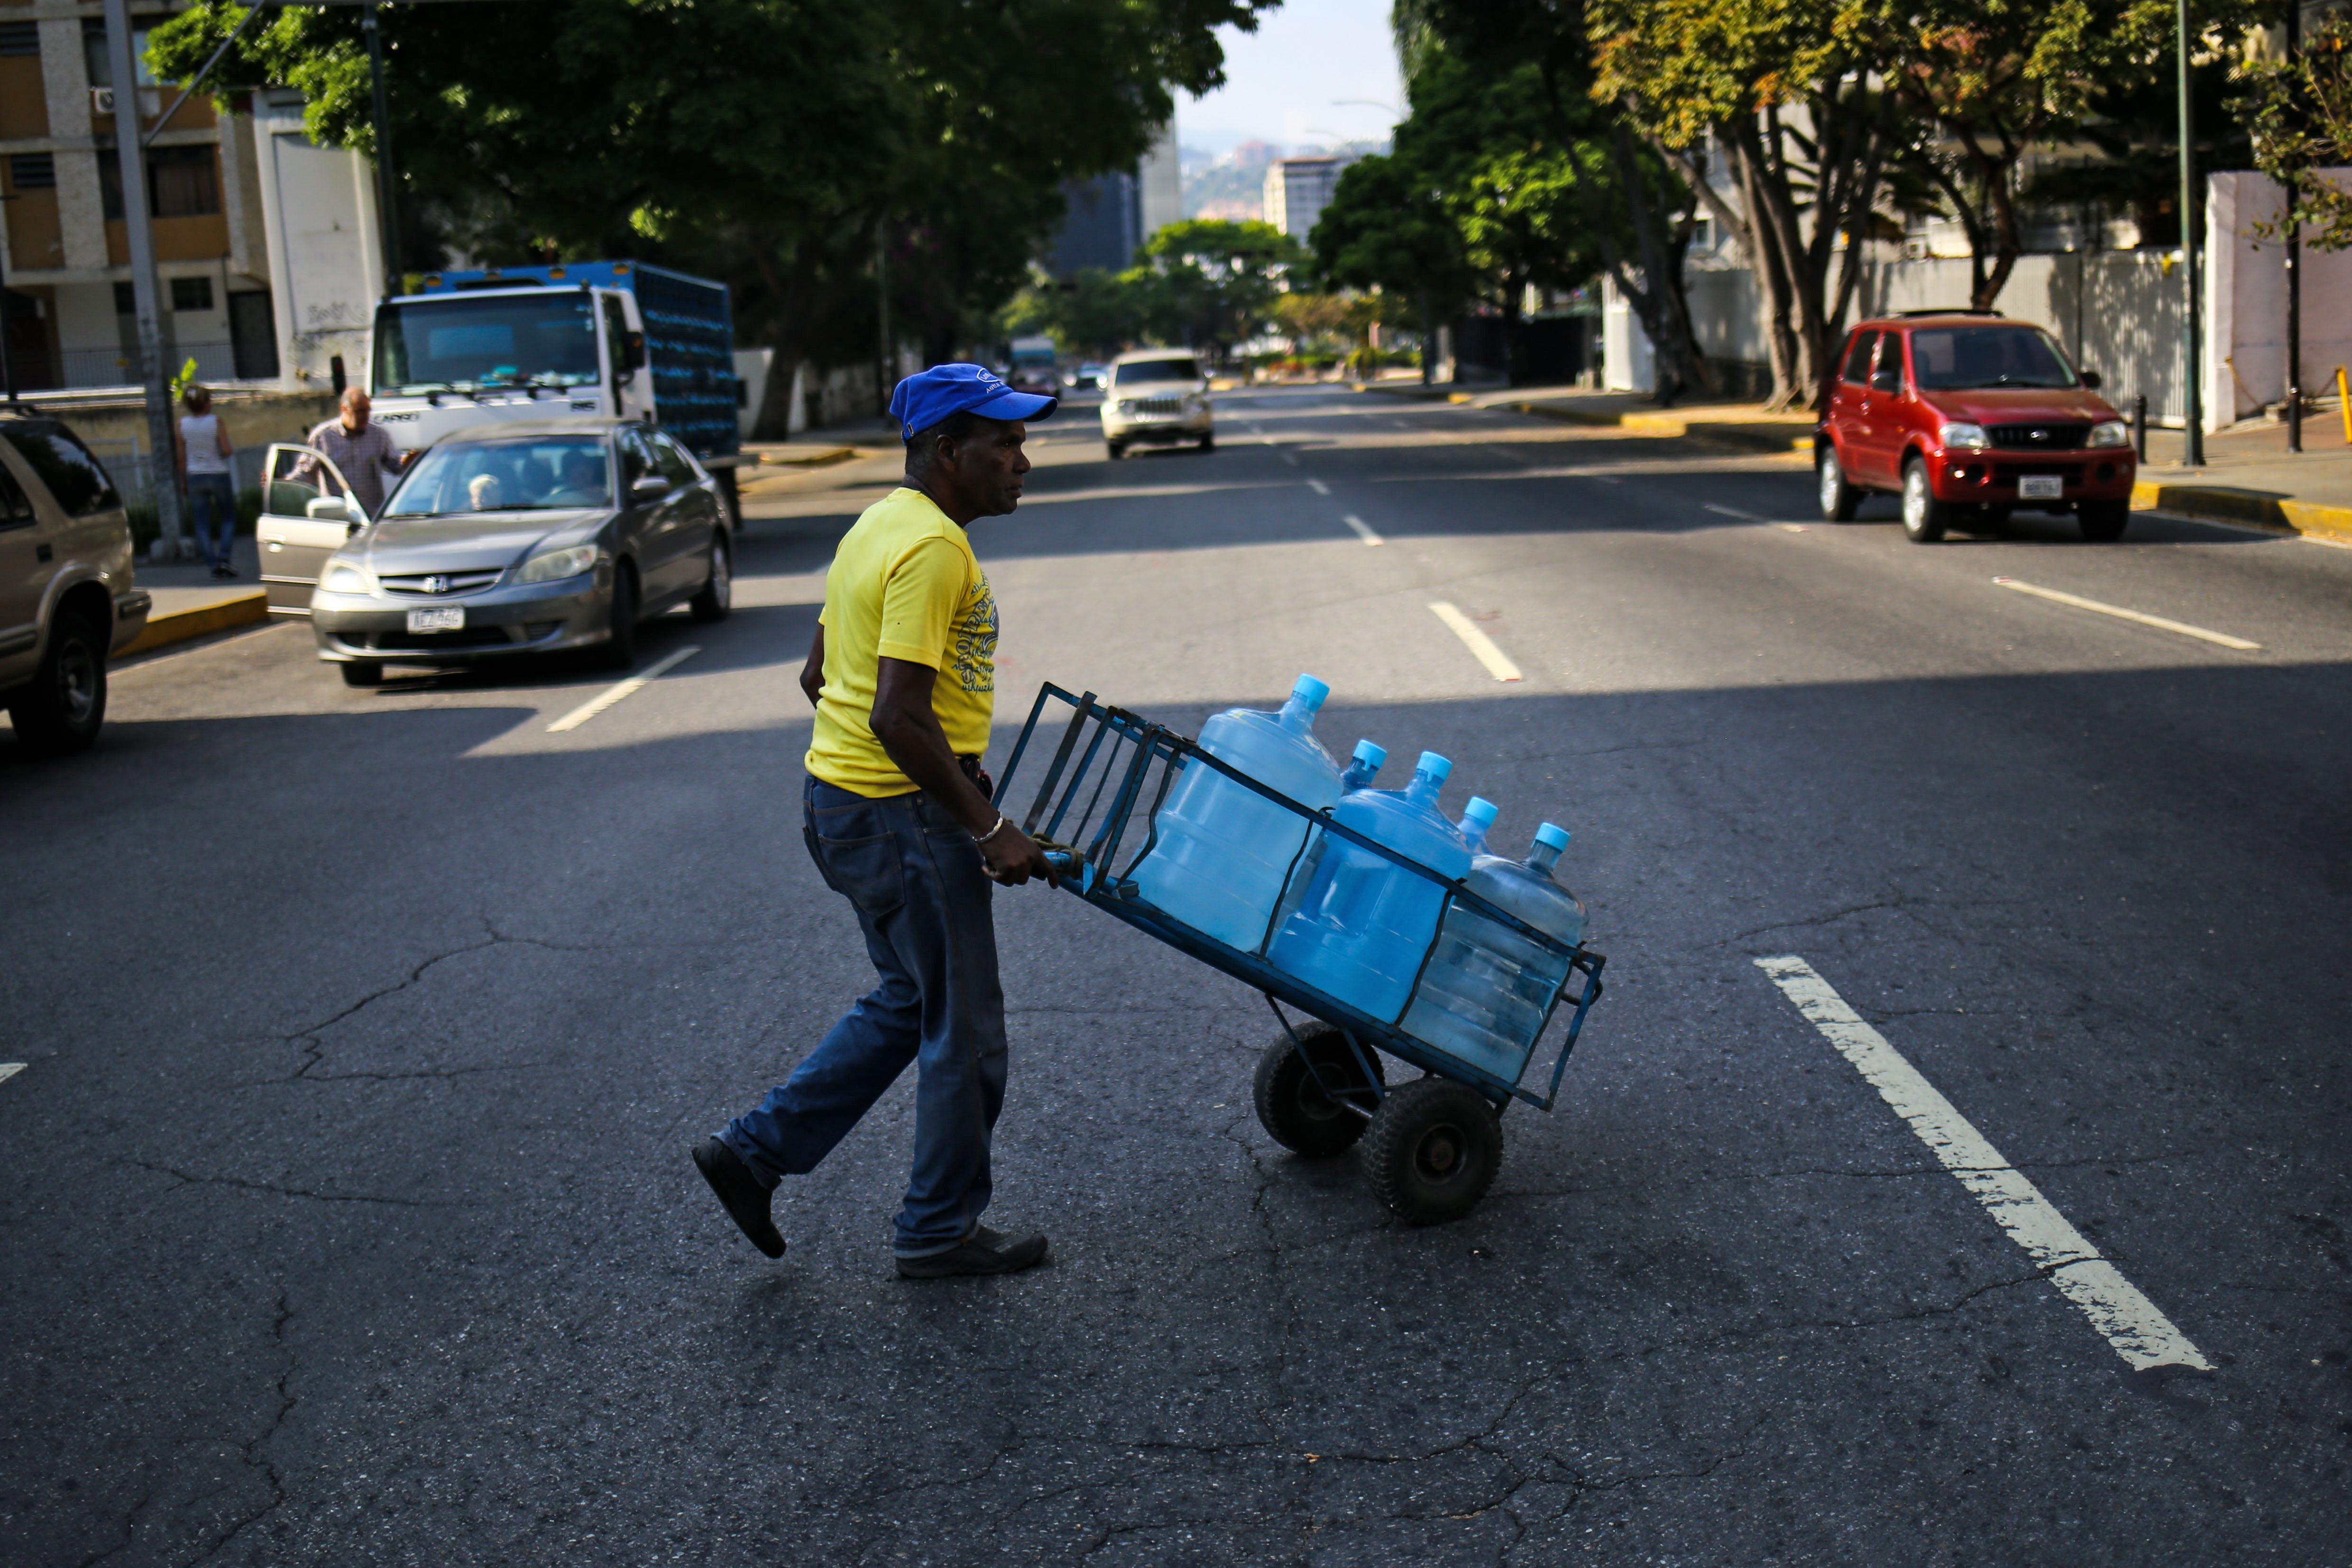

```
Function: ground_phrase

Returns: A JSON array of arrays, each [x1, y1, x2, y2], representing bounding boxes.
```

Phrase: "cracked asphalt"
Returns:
[[5, 386, 2350, 1565]]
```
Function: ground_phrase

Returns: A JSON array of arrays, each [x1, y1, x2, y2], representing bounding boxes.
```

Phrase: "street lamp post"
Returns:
[[104, 0, 186, 559], [2177, 0, 2204, 467], [2286, 0, 2303, 454]]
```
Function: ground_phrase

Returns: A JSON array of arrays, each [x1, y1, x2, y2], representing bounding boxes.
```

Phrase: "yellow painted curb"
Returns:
[[112, 590, 266, 660], [2130, 480, 2352, 543]]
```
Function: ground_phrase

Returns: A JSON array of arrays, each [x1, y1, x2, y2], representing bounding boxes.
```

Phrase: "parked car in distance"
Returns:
[[1066, 363, 1106, 393], [1816, 311, 2136, 543], [0, 414, 150, 753], [1101, 351, 1213, 459], [292, 416, 729, 687]]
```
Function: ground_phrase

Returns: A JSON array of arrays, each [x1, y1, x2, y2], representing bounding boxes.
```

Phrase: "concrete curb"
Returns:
[[112, 590, 267, 660], [2130, 480, 2352, 543]]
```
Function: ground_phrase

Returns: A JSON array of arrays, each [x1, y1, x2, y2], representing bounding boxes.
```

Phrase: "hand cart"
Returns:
[[995, 685, 1607, 1224]]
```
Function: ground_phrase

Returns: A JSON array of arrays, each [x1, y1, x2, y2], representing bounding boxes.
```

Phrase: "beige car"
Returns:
[[0, 414, 150, 754], [1100, 350, 1213, 458]]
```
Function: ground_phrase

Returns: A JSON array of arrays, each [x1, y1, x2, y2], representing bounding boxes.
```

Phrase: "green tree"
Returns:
[[2245, 10, 2352, 250], [1139, 219, 1306, 354]]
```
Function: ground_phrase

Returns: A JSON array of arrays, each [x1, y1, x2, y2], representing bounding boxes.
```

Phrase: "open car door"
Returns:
[[256, 444, 366, 615]]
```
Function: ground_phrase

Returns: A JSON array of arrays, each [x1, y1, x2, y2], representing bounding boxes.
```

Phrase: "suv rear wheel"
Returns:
[[1901, 458, 1952, 544], [1818, 444, 1859, 521], [9, 610, 107, 754]]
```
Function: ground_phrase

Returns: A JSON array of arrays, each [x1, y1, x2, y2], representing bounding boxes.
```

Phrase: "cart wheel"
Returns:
[[1254, 1023, 1384, 1157], [1362, 1078, 1502, 1225]]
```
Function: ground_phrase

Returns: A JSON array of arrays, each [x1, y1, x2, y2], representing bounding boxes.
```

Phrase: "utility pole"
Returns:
[[0, 193, 21, 408], [362, 3, 402, 292], [2286, 0, 2303, 453], [2178, 0, 2204, 467], [104, 0, 184, 558]]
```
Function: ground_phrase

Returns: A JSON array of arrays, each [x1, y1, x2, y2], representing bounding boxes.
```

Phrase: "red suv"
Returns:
[[1816, 312, 2136, 543]]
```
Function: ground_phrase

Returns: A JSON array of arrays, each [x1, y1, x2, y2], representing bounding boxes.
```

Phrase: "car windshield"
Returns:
[[1909, 326, 2079, 390], [383, 436, 612, 516], [1113, 358, 1200, 385], [374, 293, 602, 395]]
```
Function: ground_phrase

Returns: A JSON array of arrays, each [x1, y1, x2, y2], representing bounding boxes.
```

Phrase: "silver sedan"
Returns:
[[305, 418, 730, 687]]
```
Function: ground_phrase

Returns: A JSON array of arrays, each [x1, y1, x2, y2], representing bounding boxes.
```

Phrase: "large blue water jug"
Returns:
[[1130, 674, 1341, 951], [1268, 752, 1471, 1021], [1341, 739, 1387, 792], [1457, 797, 1498, 855], [1401, 822, 1588, 1082], [1273, 738, 1388, 933]]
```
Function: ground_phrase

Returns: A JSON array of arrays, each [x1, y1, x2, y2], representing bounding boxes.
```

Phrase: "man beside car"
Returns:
[[304, 387, 406, 517], [691, 363, 1064, 1279]]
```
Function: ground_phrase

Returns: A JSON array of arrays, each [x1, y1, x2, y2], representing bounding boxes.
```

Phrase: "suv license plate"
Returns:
[[406, 606, 465, 633], [2018, 475, 2064, 499]]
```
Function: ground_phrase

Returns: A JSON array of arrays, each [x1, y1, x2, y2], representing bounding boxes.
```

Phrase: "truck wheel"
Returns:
[[1900, 458, 1951, 544], [1254, 1023, 1384, 1157], [1362, 1077, 1501, 1225], [1817, 445, 1859, 521], [8, 610, 107, 754], [2078, 500, 2129, 542], [690, 533, 733, 623], [599, 563, 640, 671], [340, 660, 384, 688]]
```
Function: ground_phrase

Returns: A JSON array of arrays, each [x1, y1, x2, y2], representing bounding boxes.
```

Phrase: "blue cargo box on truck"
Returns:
[[415, 261, 741, 463]]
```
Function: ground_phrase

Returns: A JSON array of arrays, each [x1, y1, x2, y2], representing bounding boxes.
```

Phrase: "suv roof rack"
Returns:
[[1890, 308, 2004, 318]]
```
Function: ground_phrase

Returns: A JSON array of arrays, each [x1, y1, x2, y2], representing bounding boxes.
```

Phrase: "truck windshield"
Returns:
[[375, 293, 602, 395], [1909, 326, 2079, 391], [382, 436, 612, 516]]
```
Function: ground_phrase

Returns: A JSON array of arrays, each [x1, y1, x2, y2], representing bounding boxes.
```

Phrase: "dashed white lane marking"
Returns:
[[1755, 955, 2212, 1373], [1341, 513, 1384, 547], [546, 645, 701, 733], [1706, 503, 1764, 520], [1992, 578, 2260, 651], [1306, 477, 1330, 495], [0, 1064, 24, 1088], [1777, 523, 1810, 533], [1428, 602, 1523, 681]]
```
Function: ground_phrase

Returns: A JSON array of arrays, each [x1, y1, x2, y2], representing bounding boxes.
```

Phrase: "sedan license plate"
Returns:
[[2018, 474, 2064, 500], [406, 606, 465, 633]]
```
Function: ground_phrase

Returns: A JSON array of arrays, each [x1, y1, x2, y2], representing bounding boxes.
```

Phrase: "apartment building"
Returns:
[[1261, 157, 1341, 241], [0, 2, 381, 393]]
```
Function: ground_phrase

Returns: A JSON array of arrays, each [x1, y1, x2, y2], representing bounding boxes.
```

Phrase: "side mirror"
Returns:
[[306, 495, 365, 526], [630, 474, 670, 503], [2079, 369, 2103, 389], [622, 331, 647, 375]]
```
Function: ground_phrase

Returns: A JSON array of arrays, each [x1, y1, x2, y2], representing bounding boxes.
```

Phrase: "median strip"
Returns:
[[1428, 602, 1522, 681], [1755, 955, 2212, 1374], [546, 645, 701, 733], [1992, 578, 2260, 651]]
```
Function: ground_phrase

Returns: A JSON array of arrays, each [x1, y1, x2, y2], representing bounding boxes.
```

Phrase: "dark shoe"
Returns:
[[894, 1225, 1049, 1278], [692, 1137, 785, 1258]]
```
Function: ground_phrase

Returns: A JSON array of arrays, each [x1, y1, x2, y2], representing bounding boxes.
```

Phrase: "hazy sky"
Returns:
[[1181, 0, 1404, 155]]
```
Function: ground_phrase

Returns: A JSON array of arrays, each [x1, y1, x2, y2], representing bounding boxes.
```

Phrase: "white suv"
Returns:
[[1101, 351, 1213, 459]]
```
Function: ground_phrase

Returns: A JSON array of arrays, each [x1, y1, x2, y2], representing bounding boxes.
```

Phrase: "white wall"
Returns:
[[251, 91, 382, 393], [1601, 275, 1653, 393], [2207, 167, 2352, 426]]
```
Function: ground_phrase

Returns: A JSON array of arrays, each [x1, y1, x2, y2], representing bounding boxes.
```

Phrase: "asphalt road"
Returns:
[[6, 386, 2350, 1566]]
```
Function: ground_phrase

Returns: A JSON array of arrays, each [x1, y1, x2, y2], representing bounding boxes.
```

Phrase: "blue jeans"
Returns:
[[185, 474, 238, 569], [720, 775, 1007, 1256]]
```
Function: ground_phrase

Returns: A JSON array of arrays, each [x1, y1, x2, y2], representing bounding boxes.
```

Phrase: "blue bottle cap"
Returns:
[[1535, 821, 1571, 851], [1415, 751, 1452, 782], [1351, 738, 1387, 767], [1291, 673, 1330, 710], [1463, 796, 1498, 827]]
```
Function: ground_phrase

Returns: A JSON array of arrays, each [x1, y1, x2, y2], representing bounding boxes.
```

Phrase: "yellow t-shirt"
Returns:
[[806, 486, 998, 796]]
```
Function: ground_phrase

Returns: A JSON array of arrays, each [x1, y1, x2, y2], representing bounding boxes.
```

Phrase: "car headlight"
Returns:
[[321, 562, 372, 594], [1939, 422, 1990, 451], [2086, 420, 2129, 448], [514, 542, 602, 585]]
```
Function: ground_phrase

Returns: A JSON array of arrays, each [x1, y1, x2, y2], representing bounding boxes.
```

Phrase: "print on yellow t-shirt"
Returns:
[[806, 487, 997, 797]]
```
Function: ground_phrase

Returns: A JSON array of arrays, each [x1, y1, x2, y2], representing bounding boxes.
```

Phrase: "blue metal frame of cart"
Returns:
[[993, 684, 1607, 1120]]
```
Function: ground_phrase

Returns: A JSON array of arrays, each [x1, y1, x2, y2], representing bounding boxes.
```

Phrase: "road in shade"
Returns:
[[6, 386, 2349, 1565]]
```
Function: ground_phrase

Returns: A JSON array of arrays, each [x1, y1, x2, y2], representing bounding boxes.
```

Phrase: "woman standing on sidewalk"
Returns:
[[175, 386, 238, 578]]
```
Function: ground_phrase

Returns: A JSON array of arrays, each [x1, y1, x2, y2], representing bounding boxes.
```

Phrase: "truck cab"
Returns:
[[369, 282, 652, 456]]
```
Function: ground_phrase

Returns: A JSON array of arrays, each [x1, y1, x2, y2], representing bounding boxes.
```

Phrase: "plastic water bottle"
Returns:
[[1457, 797, 1498, 855], [1131, 674, 1341, 951], [1268, 751, 1471, 1021], [1401, 822, 1587, 1082], [1340, 739, 1387, 792]]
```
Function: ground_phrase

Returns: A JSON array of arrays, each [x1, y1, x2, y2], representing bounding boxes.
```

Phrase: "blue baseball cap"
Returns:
[[890, 362, 1057, 441]]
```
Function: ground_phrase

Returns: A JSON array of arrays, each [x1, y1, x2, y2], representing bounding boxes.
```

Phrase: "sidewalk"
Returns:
[[116, 537, 268, 660], [2130, 419, 2352, 542]]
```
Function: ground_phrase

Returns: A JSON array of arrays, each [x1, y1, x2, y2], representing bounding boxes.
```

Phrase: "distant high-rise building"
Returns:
[[1047, 172, 1140, 277], [1139, 121, 1182, 243], [1230, 140, 1281, 170], [1263, 157, 1341, 240]]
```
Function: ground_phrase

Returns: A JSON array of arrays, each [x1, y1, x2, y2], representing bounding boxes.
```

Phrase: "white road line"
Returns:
[[0, 1063, 24, 1088], [1777, 523, 1810, 533], [1706, 503, 1763, 520], [1307, 477, 1330, 495], [1428, 602, 1523, 682], [1341, 513, 1384, 547], [1992, 578, 2261, 651], [546, 645, 701, 733], [1754, 955, 2212, 1373]]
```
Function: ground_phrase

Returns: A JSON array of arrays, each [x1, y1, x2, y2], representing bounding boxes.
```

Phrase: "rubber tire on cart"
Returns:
[[1361, 1077, 1502, 1226], [599, 562, 640, 671], [2077, 499, 2129, 543], [690, 532, 733, 623], [7, 610, 106, 754], [1253, 1022, 1385, 1157], [1817, 444, 1858, 522], [1106, 440, 1127, 461], [1900, 457, 1951, 544], [340, 660, 384, 688]]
